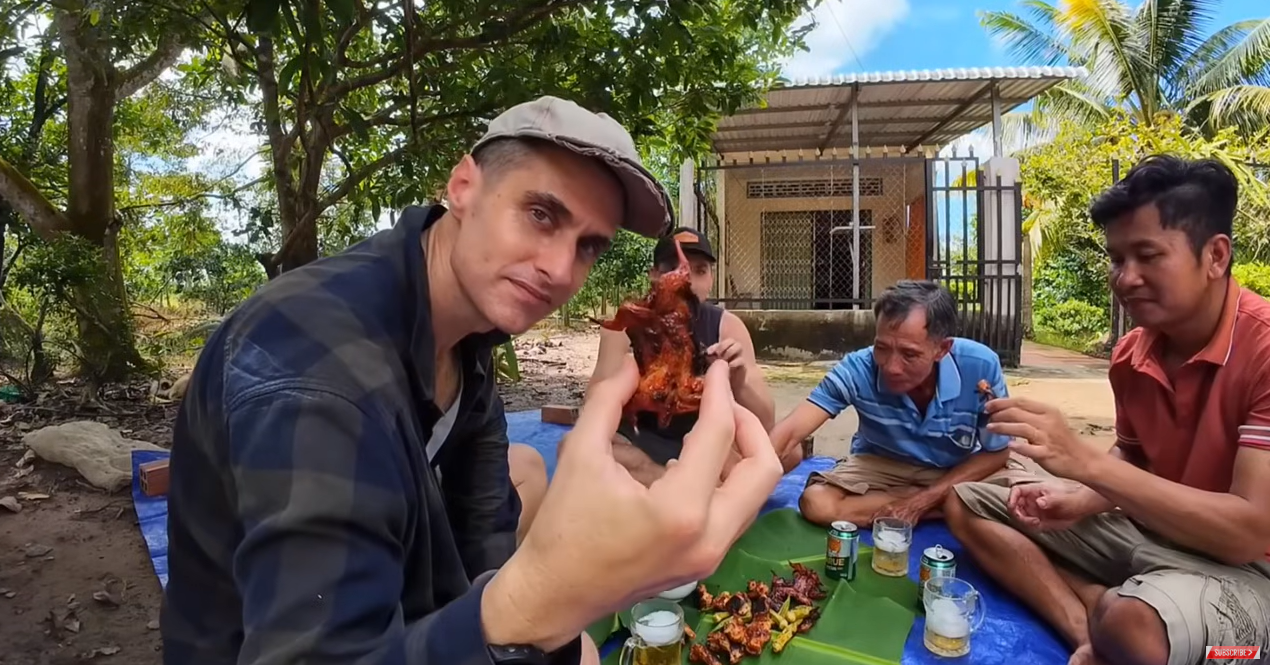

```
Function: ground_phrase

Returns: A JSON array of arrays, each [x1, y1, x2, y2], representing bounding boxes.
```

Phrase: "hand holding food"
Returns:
[[596, 239, 706, 430], [481, 357, 783, 652], [985, 397, 1099, 480]]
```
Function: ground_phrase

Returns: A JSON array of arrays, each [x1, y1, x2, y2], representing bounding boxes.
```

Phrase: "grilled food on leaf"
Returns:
[[689, 564, 825, 662]]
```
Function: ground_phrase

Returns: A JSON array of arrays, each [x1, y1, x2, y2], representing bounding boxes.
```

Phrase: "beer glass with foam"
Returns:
[[871, 517, 912, 577], [620, 599, 684, 665], [922, 577, 986, 658]]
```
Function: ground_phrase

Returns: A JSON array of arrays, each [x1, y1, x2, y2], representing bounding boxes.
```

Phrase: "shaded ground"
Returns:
[[0, 385, 177, 665], [0, 328, 1115, 664]]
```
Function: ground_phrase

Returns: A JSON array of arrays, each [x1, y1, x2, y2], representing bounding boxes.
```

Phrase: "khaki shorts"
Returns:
[[955, 482, 1270, 665], [806, 452, 1040, 495]]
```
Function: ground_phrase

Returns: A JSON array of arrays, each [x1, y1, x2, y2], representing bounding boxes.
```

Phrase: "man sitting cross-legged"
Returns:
[[771, 280, 1034, 528], [586, 227, 777, 486], [946, 155, 1270, 665]]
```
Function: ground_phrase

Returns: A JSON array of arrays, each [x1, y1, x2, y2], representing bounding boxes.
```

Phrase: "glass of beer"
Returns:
[[871, 517, 912, 577], [923, 577, 986, 658], [620, 599, 684, 665]]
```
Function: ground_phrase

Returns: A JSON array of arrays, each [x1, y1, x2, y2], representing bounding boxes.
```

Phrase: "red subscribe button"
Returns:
[[1206, 646, 1261, 659]]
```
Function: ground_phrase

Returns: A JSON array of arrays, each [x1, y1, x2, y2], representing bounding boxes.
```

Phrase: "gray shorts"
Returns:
[[955, 482, 1270, 665]]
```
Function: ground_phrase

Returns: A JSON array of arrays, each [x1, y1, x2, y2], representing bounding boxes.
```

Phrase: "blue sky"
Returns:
[[780, 0, 1266, 80]]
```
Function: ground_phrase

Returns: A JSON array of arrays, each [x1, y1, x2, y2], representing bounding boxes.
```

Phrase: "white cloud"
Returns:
[[780, 0, 911, 80]]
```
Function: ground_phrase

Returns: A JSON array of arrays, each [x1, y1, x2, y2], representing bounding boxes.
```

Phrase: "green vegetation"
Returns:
[[1022, 114, 1270, 354], [985, 0, 1270, 355], [0, 0, 813, 392]]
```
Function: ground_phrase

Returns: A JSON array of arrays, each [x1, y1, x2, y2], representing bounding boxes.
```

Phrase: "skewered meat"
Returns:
[[595, 238, 706, 430], [976, 379, 996, 400]]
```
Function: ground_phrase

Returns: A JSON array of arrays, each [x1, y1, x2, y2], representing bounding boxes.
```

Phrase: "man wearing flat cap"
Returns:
[[160, 96, 787, 665]]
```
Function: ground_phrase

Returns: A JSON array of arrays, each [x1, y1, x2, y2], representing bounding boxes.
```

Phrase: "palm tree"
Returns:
[[982, 0, 1270, 146]]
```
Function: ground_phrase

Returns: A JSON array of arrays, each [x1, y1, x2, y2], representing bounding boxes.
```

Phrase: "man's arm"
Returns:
[[720, 312, 775, 431], [769, 355, 858, 460], [1077, 381, 1270, 566], [912, 451, 1011, 507], [441, 384, 518, 577], [226, 387, 569, 664]]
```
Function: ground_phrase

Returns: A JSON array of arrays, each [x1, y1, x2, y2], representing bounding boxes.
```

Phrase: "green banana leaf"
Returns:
[[601, 509, 918, 664], [587, 613, 621, 647], [730, 508, 830, 561]]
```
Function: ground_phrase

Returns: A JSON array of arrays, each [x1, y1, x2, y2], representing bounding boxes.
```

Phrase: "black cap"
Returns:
[[653, 227, 715, 267]]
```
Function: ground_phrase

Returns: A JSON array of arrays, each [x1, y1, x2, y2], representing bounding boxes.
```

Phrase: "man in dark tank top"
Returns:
[[587, 227, 777, 485]]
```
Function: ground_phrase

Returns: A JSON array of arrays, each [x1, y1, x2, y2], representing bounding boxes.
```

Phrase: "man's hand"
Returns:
[[1008, 481, 1111, 531], [706, 339, 748, 385], [482, 357, 783, 652], [984, 397, 1100, 480], [871, 491, 940, 526]]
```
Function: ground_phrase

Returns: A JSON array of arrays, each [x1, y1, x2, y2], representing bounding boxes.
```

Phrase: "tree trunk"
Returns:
[[58, 8, 146, 381], [277, 203, 319, 272]]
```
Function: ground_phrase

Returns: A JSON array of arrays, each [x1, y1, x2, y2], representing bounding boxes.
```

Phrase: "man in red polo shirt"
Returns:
[[945, 155, 1270, 665]]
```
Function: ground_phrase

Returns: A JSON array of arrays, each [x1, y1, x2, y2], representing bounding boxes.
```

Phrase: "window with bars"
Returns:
[[746, 178, 884, 199]]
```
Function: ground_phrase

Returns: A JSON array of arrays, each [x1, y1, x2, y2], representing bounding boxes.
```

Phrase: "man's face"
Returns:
[[652, 254, 714, 302], [1105, 203, 1229, 331], [445, 145, 624, 334], [872, 308, 952, 394]]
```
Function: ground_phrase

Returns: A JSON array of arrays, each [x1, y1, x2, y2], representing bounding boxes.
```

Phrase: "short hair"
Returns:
[[873, 280, 958, 340], [471, 137, 540, 181], [1088, 154, 1238, 258], [470, 137, 624, 199]]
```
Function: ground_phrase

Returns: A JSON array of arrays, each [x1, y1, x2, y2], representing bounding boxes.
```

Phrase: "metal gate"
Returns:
[[926, 156, 1026, 366]]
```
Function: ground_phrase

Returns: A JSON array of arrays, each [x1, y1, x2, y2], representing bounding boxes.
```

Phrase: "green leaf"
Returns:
[[88, 9, 101, 26], [327, 0, 355, 27], [244, 0, 283, 35], [586, 613, 620, 646], [277, 56, 303, 94], [729, 508, 828, 562]]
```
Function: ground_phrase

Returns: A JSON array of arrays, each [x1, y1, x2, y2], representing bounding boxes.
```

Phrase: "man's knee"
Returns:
[[1089, 590, 1169, 665], [941, 486, 972, 528], [799, 484, 843, 525], [509, 443, 547, 489]]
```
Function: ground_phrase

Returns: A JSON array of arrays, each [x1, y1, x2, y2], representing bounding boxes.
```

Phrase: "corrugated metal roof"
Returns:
[[712, 66, 1088, 157]]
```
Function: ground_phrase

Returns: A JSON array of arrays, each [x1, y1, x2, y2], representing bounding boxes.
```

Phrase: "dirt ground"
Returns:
[[0, 327, 1115, 664]]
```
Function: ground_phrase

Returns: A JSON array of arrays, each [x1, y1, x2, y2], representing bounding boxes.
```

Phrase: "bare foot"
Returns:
[[1068, 644, 1105, 665]]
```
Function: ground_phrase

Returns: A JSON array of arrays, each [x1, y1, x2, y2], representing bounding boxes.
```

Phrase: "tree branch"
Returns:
[[0, 156, 72, 241], [256, 36, 298, 206], [117, 176, 265, 213], [315, 144, 407, 214], [114, 31, 187, 99], [329, 0, 588, 99]]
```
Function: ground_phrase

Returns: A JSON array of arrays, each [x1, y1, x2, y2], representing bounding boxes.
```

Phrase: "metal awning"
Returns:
[[711, 66, 1087, 157]]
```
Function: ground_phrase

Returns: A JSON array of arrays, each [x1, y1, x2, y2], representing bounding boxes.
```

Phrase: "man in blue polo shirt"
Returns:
[[770, 280, 1034, 527]]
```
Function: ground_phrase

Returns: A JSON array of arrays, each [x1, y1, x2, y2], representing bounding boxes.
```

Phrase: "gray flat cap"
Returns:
[[472, 96, 673, 238]]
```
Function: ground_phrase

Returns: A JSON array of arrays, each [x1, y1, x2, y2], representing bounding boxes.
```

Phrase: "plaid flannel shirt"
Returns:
[[160, 205, 549, 665]]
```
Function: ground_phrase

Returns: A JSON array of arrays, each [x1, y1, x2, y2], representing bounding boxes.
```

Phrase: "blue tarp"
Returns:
[[131, 409, 1069, 664]]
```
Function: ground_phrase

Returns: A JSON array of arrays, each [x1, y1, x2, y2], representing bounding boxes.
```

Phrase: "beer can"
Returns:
[[826, 520, 859, 581], [919, 545, 956, 585]]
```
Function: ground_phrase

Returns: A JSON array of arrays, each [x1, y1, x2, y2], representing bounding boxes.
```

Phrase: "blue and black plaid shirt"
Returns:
[[160, 205, 538, 665]]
